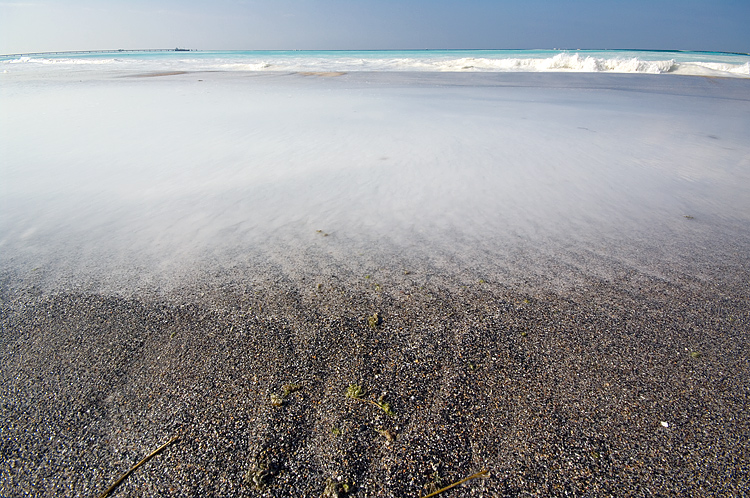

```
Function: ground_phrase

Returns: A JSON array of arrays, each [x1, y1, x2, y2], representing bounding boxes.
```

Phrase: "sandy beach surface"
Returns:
[[1, 72, 749, 496]]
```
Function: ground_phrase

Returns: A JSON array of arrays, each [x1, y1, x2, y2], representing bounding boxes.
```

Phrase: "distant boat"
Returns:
[[174, 48, 190, 52]]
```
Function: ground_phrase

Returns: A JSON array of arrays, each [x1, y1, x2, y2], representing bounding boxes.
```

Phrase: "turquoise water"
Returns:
[[3, 49, 750, 77]]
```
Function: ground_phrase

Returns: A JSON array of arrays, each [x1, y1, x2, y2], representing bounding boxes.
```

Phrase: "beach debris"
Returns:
[[422, 469, 444, 496], [374, 395, 395, 416], [690, 351, 702, 358], [322, 477, 355, 497], [421, 469, 489, 498], [271, 382, 302, 406], [367, 312, 382, 328], [330, 425, 342, 436], [246, 466, 271, 489], [316, 229, 329, 236], [345, 384, 394, 416], [376, 428, 396, 442], [283, 383, 302, 397], [683, 215, 695, 219], [245, 452, 273, 489], [97, 436, 179, 498], [660, 421, 669, 428], [346, 383, 365, 399], [270, 393, 284, 406]]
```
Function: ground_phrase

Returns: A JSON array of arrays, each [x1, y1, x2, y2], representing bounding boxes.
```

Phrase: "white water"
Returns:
[[2, 49, 749, 78], [1, 71, 749, 293]]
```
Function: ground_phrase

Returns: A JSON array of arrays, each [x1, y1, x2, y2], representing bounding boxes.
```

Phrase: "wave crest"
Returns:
[[429, 53, 677, 74], [2, 50, 748, 78]]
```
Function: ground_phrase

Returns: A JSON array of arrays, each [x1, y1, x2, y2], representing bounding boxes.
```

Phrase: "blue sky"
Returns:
[[1, 0, 748, 54]]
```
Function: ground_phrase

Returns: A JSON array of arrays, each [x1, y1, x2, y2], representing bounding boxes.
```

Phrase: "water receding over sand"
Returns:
[[1, 72, 749, 496], [2, 72, 749, 294]]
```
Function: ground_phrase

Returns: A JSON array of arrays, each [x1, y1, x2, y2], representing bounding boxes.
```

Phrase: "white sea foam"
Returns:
[[6, 56, 119, 65], [426, 53, 678, 73], [673, 61, 750, 76], [2, 50, 749, 78], [1, 71, 749, 294]]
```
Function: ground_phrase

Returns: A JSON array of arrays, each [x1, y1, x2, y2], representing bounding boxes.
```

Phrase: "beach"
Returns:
[[1, 69, 749, 496]]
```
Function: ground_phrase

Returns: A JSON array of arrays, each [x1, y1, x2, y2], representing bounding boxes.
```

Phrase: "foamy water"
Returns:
[[2, 49, 749, 78], [1, 68, 749, 294]]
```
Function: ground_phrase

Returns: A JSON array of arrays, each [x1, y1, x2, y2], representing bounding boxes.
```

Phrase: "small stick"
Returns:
[[352, 397, 393, 416], [98, 436, 179, 498], [357, 398, 383, 410], [421, 469, 489, 498]]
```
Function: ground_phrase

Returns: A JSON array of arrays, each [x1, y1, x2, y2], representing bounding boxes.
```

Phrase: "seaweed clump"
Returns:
[[367, 313, 382, 329]]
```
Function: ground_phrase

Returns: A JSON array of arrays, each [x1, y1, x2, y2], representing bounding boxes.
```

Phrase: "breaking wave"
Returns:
[[2, 50, 749, 78]]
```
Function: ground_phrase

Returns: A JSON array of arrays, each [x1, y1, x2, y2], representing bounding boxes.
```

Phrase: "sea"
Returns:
[[1, 48, 750, 295], [2, 48, 750, 78]]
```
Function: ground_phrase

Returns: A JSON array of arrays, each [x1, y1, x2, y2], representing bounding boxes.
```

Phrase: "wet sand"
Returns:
[[2, 246, 749, 496]]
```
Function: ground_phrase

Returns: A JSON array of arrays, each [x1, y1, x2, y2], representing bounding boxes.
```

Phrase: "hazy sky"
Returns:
[[1, 0, 749, 54]]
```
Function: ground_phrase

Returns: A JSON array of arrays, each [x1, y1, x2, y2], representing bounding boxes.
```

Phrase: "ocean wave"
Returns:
[[209, 53, 684, 74], [673, 61, 750, 76], [2, 50, 749, 78], [425, 53, 677, 73]]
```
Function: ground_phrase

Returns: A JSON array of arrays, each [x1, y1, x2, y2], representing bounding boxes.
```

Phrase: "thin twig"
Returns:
[[359, 398, 383, 410], [98, 436, 180, 498], [352, 397, 394, 416], [421, 469, 489, 498]]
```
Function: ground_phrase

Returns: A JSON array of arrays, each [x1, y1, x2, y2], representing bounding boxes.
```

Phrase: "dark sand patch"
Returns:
[[2, 263, 748, 497]]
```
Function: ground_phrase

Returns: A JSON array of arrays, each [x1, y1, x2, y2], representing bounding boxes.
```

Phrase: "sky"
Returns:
[[1, 0, 749, 55]]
